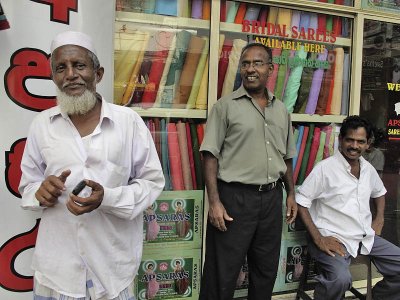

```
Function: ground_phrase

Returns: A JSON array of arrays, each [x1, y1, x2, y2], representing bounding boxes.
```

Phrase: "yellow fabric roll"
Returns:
[[330, 47, 344, 115], [178, 0, 190, 17], [121, 33, 150, 105], [114, 31, 148, 105], [154, 34, 177, 107], [267, 7, 279, 24], [196, 34, 225, 109], [276, 8, 292, 29], [221, 39, 247, 97], [187, 37, 209, 109]]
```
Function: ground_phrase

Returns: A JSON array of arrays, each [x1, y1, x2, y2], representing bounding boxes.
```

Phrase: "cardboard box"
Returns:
[[135, 248, 201, 300], [143, 191, 203, 251]]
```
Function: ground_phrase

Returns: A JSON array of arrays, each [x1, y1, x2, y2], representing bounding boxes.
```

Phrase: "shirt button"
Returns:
[[265, 123, 268, 126], [268, 176, 272, 180], [266, 141, 270, 144], [269, 158, 272, 161]]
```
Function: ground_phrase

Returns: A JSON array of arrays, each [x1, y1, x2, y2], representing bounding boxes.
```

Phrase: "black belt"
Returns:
[[219, 180, 280, 192]]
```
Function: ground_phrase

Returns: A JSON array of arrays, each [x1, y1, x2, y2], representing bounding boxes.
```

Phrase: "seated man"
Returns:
[[296, 115, 400, 300]]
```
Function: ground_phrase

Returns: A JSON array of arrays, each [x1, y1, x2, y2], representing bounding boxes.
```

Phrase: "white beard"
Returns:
[[56, 88, 97, 115]]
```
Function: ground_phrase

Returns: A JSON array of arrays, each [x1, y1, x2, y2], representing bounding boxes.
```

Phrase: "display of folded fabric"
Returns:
[[116, 0, 211, 19], [221, 1, 353, 25], [218, 35, 350, 116], [0, 1, 10, 30], [292, 123, 340, 185], [144, 118, 205, 191], [114, 28, 209, 109]]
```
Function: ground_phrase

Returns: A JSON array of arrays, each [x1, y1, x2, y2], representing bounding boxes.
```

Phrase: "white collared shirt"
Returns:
[[296, 151, 386, 257], [19, 98, 165, 299]]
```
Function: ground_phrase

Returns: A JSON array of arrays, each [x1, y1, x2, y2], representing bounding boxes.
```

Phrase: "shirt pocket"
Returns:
[[40, 143, 81, 175], [266, 124, 287, 156], [103, 160, 129, 188]]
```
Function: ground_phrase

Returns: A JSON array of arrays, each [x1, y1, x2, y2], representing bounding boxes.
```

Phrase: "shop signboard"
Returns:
[[0, 1, 113, 299]]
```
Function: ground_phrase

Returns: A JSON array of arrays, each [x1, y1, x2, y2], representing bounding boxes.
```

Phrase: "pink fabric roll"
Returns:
[[218, 40, 233, 99], [167, 123, 185, 190], [177, 121, 193, 190], [306, 127, 321, 177]]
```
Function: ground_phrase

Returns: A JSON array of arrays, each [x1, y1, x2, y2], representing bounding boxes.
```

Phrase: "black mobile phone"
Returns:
[[72, 180, 86, 196]]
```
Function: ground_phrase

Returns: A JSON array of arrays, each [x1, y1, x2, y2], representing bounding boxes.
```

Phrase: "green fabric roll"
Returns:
[[226, 2, 239, 23], [294, 52, 317, 113], [314, 131, 327, 166], [293, 128, 300, 146], [283, 47, 308, 112], [187, 37, 209, 109], [190, 123, 203, 189], [161, 30, 192, 108], [161, 119, 172, 191], [326, 15, 333, 32], [274, 49, 290, 100], [143, 0, 156, 13], [297, 123, 315, 185]]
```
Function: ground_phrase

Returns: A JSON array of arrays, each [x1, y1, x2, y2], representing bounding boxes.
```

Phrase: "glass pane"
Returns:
[[360, 19, 400, 247], [361, 0, 400, 13], [114, 0, 210, 111], [218, 1, 353, 116]]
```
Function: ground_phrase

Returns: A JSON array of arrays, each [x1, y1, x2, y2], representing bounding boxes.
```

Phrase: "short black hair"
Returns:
[[240, 42, 273, 63], [340, 115, 373, 140]]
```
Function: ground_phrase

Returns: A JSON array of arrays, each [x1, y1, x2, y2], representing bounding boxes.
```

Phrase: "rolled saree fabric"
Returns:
[[114, 31, 149, 105], [141, 31, 174, 108], [294, 52, 317, 114], [329, 47, 344, 115], [160, 30, 192, 108], [283, 47, 308, 113], [154, 34, 177, 107], [177, 121, 193, 190], [226, 1, 239, 23], [191, 0, 203, 19], [314, 130, 327, 166], [293, 125, 304, 171], [221, 39, 247, 97], [340, 53, 350, 115], [167, 123, 185, 190], [173, 35, 206, 108], [121, 33, 150, 105], [305, 126, 321, 177], [293, 126, 309, 183], [297, 124, 315, 185], [187, 37, 209, 109], [266, 48, 282, 93], [305, 49, 328, 114]]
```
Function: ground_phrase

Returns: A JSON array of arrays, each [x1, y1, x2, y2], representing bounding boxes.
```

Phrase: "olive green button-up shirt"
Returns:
[[200, 85, 297, 185]]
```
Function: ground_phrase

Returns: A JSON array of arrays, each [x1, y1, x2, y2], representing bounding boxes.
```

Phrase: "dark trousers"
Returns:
[[199, 180, 283, 300], [309, 235, 400, 300]]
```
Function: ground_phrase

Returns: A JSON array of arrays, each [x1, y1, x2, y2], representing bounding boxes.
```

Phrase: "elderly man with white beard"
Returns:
[[19, 31, 165, 300]]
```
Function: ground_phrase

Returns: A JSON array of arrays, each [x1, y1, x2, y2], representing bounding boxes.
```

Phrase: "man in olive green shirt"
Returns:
[[199, 43, 297, 300]]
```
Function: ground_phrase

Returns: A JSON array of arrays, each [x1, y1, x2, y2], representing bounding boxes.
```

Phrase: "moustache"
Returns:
[[347, 148, 361, 153], [62, 82, 85, 88]]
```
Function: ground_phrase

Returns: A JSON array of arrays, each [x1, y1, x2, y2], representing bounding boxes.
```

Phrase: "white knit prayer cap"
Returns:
[[50, 31, 97, 55]]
